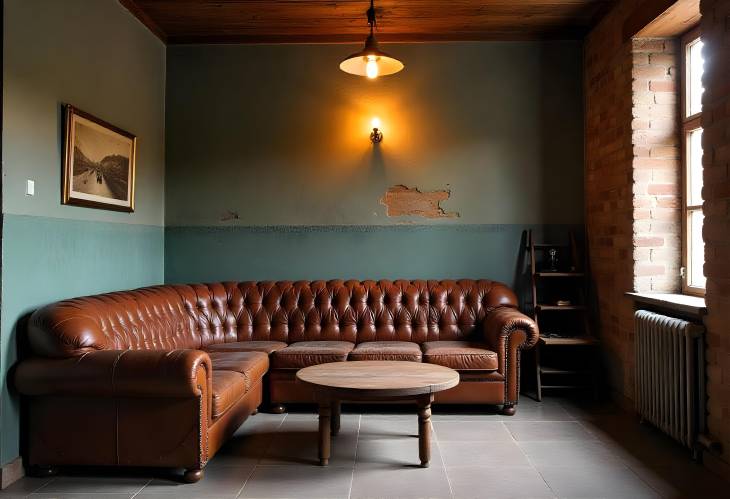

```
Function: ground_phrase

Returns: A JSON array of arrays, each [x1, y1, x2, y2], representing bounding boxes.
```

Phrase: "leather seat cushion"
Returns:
[[271, 341, 354, 369], [349, 341, 422, 362], [421, 341, 498, 371], [206, 341, 288, 355], [212, 371, 247, 419], [209, 351, 269, 390]]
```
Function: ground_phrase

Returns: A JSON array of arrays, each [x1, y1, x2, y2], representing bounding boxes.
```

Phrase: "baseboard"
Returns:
[[0, 457, 24, 489]]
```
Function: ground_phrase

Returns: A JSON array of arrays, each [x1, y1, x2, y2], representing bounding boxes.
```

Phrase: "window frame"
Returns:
[[680, 25, 705, 296]]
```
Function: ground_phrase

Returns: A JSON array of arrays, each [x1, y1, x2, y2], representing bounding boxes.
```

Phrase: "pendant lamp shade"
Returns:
[[339, 1, 404, 79], [340, 34, 404, 78]]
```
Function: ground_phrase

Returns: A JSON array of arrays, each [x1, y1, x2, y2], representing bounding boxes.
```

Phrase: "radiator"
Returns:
[[634, 310, 706, 450]]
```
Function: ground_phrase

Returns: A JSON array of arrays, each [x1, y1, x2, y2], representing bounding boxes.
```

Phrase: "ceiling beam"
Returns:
[[119, 0, 167, 43], [622, 0, 700, 40]]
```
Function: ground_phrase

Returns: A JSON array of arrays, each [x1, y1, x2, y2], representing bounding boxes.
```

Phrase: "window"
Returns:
[[681, 28, 705, 294]]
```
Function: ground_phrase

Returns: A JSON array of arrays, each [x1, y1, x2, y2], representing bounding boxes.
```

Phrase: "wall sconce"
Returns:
[[370, 117, 383, 144]]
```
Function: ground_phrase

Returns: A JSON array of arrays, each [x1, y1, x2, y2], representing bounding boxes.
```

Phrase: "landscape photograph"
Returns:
[[63, 105, 136, 211]]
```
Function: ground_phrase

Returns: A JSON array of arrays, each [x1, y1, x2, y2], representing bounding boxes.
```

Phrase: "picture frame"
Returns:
[[62, 105, 136, 212]]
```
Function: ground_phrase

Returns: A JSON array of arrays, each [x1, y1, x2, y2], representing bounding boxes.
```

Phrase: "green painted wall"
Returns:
[[165, 42, 584, 284], [166, 42, 583, 226], [1, 1, 166, 465]]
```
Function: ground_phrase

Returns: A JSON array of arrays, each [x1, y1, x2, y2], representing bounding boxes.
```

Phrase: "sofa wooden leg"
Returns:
[[251, 408, 259, 415], [501, 403, 516, 416], [269, 404, 287, 414], [28, 465, 58, 477], [183, 468, 203, 483]]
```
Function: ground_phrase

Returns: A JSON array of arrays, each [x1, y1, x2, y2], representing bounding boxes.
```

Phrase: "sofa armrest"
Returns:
[[14, 349, 212, 399], [483, 307, 539, 406], [484, 307, 539, 355]]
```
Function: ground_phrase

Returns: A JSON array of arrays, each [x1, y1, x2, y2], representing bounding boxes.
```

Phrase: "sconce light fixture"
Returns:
[[340, 0, 404, 79], [370, 117, 383, 144]]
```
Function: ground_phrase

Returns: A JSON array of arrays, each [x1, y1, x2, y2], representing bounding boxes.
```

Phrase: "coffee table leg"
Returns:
[[417, 394, 434, 468], [331, 400, 341, 436], [318, 400, 331, 466]]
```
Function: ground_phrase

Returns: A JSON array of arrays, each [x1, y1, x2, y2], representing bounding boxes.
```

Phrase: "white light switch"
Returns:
[[26, 179, 35, 196]]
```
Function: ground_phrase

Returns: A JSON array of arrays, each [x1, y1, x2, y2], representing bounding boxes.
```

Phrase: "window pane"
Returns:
[[688, 128, 703, 205], [689, 209, 706, 288], [687, 38, 704, 117]]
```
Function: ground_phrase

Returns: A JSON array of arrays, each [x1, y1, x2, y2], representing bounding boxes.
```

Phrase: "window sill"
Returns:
[[626, 292, 706, 320]]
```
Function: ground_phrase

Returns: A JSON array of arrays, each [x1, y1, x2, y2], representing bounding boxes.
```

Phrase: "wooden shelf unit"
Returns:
[[526, 230, 600, 401]]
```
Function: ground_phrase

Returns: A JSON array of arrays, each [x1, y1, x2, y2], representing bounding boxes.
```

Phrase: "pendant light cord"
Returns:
[[367, 0, 377, 35]]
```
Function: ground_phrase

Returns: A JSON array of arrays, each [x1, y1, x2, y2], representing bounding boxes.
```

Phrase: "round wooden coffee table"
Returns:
[[296, 360, 459, 467]]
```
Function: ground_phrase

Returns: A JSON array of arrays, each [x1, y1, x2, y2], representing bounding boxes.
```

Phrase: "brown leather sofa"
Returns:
[[14, 279, 538, 482]]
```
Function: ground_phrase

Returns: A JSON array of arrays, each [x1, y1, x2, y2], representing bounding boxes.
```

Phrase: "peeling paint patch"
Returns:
[[220, 210, 240, 222], [380, 185, 459, 219]]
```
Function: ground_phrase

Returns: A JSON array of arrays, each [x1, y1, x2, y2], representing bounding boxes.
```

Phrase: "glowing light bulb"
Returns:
[[365, 56, 379, 79], [371, 117, 381, 129]]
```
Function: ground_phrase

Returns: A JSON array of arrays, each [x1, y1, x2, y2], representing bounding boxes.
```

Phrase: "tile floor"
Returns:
[[1, 396, 727, 498]]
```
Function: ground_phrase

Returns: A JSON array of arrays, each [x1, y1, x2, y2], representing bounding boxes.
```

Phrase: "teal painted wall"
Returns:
[[0, 216, 164, 464], [1, 1, 166, 465], [165, 223, 580, 293]]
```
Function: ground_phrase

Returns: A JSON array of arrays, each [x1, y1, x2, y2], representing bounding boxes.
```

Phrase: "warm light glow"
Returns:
[[371, 117, 381, 129], [365, 56, 379, 79]]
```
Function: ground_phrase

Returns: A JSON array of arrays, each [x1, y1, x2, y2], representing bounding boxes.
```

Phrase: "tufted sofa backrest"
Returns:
[[28, 280, 518, 357]]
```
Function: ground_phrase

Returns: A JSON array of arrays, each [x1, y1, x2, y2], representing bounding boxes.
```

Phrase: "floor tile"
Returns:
[[30, 494, 133, 499], [350, 465, 452, 499], [233, 413, 286, 437], [358, 418, 421, 440], [355, 437, 443, 469], [440, 440, 530, 467], [208, 433, 274, 468], [261, 432, 358, 467], [505, 404, 575, 422], [505, 422, 596, 442], [518, 439, 625, 467], [579, 416, 693, 467], [537, 463, 660, 498], [433, 421, 513, 442], [447, 466, 554, 499], [0, 476, 54, 497], [239, 465, 352, 498], [276, 415, 360, 436], [630, 464, 729, 499], [136, 466, 254, 498], [37, 476, 149, 495]]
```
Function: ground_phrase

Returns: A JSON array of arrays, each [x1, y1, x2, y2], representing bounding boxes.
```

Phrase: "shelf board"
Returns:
[[539, 366, 591, 375], [536, 304, 586, 311], [531, 243, 569, 249], [540, 336, 599, 346], [540, 385, 591, 389], [535, 272, 584, 277]]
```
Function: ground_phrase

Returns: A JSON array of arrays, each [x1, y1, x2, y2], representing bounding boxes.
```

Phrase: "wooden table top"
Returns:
[[296, 361, 460, 397]]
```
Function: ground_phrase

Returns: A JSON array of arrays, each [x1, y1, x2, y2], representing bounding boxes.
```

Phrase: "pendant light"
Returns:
[[339, 0, 404, 79]]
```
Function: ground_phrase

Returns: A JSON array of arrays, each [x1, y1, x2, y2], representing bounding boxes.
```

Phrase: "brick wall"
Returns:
[[587, 0, 729, 471], [632, 38, 682, 293], [700, 0, 730, 471], [585, 0, 636, 395], [585, 0, 680, 398]]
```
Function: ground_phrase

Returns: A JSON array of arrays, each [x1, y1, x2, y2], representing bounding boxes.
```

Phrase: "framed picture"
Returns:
[[62, 105, 136, 212]]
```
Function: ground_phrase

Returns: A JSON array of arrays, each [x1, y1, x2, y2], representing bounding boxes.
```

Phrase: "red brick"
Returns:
[[634, 236, 665, 247], [647, 183, 678, 195], [649, 80, 677, 92]]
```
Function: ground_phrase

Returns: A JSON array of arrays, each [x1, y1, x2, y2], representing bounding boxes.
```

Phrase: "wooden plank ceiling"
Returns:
[[119, 0, 614, 44]]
